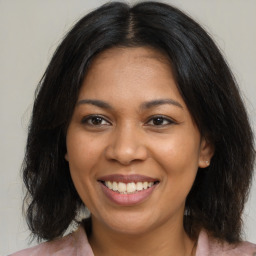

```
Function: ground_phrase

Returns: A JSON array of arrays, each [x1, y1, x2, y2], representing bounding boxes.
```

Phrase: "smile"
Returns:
[[103, 181, 155, 194], [98, 174, 159, 205]]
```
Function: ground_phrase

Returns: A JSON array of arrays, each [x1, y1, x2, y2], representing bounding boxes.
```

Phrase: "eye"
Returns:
[[81, 115, 111, 126], [146, 115, 175, 126]]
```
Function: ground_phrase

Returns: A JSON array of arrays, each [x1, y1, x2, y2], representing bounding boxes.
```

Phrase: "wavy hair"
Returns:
[[23, 1, 255, 243]]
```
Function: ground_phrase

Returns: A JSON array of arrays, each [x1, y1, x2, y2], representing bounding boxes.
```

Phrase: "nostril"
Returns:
[[104, 136, 148, 165]]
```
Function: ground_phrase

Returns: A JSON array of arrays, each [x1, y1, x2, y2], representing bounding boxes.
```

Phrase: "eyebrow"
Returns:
[[140, 99, 183, 109], [77, 99, 112, 109], [76, 98, 183, 110]]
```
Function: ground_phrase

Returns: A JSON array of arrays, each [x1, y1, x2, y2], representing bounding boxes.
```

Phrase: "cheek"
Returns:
[[154, 136, 200, 171], [155, 142, 199, 209], [67, 132, 101, 172], [66, 133, 102, 206], [152, 133, 200, 196]]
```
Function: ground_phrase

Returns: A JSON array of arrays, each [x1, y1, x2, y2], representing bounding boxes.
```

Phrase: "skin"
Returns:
[[65, 47, 214, 256]]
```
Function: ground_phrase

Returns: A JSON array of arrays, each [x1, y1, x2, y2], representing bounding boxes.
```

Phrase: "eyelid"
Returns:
[[145, 115, 177, 126], [81, 114, 111, 125]]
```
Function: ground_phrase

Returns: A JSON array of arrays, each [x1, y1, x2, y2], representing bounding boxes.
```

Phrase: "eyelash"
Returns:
[[81, 115, 111, 126], [81, 114, 176, 127], [145, 115, 176, 126]]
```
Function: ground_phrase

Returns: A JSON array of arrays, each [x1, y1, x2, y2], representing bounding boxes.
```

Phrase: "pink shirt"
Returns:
[[9, 226, 256, 256]]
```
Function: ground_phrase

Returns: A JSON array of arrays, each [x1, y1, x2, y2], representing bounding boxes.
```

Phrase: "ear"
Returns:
[[65, 152, 69, 162], [198, 138, 214, 168]]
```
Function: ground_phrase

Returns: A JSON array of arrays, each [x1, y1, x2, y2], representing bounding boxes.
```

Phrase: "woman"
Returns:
[[10, 1, 256, 255]]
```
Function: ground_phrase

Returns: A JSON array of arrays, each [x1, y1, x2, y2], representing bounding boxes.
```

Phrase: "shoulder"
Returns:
[[8, 226, 94, 256], [196, 229, 256, 256]]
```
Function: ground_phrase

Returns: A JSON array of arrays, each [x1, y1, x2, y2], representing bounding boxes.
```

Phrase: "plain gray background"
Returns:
[[0, 0, 255, 255]]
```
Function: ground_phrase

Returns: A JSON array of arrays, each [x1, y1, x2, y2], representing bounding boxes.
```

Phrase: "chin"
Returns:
[[97, 210, 160, 235]]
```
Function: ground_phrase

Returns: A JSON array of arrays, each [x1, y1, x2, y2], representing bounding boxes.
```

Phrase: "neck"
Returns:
[[88, 215, 196, 256]]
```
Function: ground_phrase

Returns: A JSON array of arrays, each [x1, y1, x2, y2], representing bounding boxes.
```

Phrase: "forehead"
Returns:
[[82, 46, 177, 93], [78, 47, 183, 107], [92, 46, 171, 65]]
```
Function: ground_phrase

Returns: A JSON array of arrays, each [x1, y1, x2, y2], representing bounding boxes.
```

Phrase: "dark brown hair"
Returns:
[[23, 1, 255, 243]]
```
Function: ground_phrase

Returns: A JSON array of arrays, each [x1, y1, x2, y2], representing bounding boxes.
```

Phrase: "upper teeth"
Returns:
[[104, 181, 154, 194]]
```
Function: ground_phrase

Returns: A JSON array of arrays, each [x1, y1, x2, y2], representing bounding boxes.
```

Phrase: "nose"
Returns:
[[105, 124, 148, 165]]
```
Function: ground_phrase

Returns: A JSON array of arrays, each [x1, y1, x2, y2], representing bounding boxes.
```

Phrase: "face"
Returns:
[[66, 47, 213, 235]]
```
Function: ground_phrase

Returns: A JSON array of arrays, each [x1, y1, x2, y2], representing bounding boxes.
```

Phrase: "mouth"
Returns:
[[98, 174, 160, 206], [99, 180, 159, 194]]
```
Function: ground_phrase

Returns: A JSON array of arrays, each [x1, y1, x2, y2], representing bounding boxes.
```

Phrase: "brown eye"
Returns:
[[91, 116, 104, 125], [81, 115, 110, 126], [146, 115, 175, 126], [152, 117, 165, 125]]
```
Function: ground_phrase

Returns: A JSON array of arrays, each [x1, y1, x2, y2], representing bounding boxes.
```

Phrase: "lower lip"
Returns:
[[99, 182, 157, 206]]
